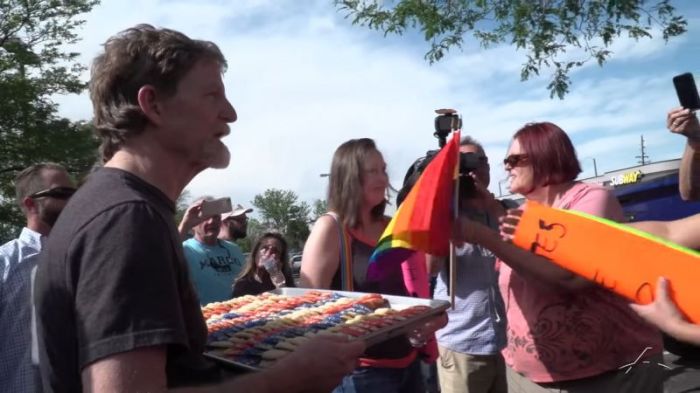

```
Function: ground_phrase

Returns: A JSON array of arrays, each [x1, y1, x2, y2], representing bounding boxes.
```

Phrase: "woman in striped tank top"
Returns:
[[300, 138, 438, 393]]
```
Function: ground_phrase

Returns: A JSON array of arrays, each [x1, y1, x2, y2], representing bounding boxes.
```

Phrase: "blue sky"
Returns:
[[54, 0, 700, 212]]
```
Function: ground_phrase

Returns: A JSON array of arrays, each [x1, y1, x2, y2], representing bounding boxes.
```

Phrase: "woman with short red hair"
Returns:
[[459, 122, 663, 392]]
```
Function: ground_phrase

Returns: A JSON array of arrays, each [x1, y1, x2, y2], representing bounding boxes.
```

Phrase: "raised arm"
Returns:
[[668, 107, 700, 201], [177, 200, 206, 240], [679, 140, 700, 201], [628, 213, 700, 249], [299, 214, 341, 289], [476, 187, 622, 291], [462, 217, 591, 292]]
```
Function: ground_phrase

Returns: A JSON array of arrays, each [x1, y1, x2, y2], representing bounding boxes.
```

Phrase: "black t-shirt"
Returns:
[[231, 273, 295, 297], [35, 168, 218, 392]]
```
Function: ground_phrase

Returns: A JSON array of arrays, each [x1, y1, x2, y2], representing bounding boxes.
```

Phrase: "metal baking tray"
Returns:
[[203, 287, 450, 371]]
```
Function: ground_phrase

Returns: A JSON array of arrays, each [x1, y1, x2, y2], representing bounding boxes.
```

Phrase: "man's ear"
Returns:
[[137, 85, 164, 126], [22, 196, 37, 213]]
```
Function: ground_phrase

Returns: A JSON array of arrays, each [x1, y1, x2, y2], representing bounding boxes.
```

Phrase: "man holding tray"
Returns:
[[34, 24, 364, 393]]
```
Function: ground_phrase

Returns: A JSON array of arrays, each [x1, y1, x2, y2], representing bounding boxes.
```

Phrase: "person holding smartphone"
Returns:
[[633, 76, 700, 345], [179, 196, 246, 305], [666, 107, 700, 201], [623, 89, 700, 392], [667, 107, 700, 201], [669, 73, 700, 201]]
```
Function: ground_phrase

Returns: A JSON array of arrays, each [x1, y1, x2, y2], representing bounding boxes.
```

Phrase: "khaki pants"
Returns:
[[438, 345, 507, 393], [505, 353, 666, 393]]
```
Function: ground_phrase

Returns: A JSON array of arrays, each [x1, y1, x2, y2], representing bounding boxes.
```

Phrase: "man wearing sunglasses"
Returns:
[[0, 163, 75, 393], [218, 203, 253, 243], [429, 137, 516, 393]]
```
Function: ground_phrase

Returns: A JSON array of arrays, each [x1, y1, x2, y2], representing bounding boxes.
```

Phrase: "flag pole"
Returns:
[[449, 131, 460, 310]]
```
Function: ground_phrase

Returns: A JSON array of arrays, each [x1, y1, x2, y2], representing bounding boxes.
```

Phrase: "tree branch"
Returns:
[[0, 165, 25, 175]]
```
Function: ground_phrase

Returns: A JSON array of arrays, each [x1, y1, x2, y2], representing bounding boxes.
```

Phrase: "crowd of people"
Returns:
[[0, 24, 699, 393]]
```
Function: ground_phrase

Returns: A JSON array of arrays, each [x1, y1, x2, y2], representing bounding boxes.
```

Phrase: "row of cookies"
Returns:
[[202, 291, 433, 369], [206, 292, 384, 367]]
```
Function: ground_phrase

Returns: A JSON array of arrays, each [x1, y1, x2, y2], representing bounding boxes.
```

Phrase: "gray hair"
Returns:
[[14, 163, 68, 208], [460, 135, 485, 155]]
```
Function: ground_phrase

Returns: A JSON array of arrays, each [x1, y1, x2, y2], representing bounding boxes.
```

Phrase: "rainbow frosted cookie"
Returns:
[[203, 291, 429, 368]]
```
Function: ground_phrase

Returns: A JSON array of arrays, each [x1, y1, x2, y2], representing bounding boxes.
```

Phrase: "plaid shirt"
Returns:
[[1, 228, 43, 392], [434, 213, 507, 355]]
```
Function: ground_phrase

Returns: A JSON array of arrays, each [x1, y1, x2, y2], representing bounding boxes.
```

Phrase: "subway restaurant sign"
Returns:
[[610, 170, 643, 186]]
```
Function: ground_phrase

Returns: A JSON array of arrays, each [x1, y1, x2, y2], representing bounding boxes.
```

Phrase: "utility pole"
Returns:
[[592, 158, 598, 177], [635, 135, 650, 165], [583, 157, 599, 177]]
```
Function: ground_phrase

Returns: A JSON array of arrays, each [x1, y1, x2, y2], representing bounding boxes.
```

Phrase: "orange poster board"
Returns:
[[512, 201, 700, 323]]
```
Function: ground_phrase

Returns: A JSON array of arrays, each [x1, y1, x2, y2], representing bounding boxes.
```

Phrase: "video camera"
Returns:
[[434, 109, 482, 181], [434, 108, 462, 148], [397, 109, 481, 206]]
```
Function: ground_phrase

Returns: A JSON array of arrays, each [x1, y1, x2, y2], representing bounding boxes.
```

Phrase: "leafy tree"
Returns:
[[174, 189, 193, 226], [285, 204, 311, 251], [252, 189, 312, 251], [335, 0, 687, 98], [0, 0, 100, 243], [311, 198, 328, 221], [235, 217, 264, 253]]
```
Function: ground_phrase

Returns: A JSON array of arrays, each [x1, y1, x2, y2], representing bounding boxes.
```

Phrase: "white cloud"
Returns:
[[50, 0, 700, 208]]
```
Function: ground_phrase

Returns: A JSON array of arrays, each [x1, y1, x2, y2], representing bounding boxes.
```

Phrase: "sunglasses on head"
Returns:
[[29, 186, 77, 200], [503, 154, 529, 168]]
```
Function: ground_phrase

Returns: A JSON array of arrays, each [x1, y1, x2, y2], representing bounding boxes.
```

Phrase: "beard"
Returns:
[[204, 139, 230, 169], [231, 226, 247, 239]]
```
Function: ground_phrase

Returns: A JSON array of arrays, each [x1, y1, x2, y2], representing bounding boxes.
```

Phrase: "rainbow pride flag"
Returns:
[[367, 131, 460, 281]]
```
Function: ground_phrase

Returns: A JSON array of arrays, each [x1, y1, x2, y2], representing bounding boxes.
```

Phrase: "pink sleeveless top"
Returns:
[[498, 182, 662, 383]]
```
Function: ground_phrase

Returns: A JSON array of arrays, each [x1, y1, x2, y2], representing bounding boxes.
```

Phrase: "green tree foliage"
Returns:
[[312, 198, 328, 221], [174, 189, 192, 225], [0, 0, 100, 243], [252, 189, 312, 252], [236, 217, 264, 253], [335, 0, 687, 98]]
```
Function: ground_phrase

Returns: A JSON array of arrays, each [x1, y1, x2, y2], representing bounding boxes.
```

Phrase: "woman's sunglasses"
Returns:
[[260, 244, 281, 254], [29, 186, 77, 200], [503, 154, 529, 168]]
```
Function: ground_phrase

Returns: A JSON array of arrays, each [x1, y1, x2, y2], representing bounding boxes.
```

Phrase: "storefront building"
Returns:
[[585, 158, 700, 222]]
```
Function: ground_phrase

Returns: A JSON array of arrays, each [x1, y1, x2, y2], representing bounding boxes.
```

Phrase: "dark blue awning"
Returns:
[[612, 173, 679, 197]]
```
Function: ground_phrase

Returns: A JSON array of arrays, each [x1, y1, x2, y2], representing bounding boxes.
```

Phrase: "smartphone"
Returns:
[[673, 73, 700, 110], [200, 197, 232, 217]]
